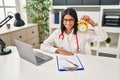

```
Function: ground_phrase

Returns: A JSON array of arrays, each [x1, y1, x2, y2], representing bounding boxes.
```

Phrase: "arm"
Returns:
[[81, 15, 97, 27], [55, 49, 74, 55], [40, 30, 58, 53], [81, 15, 107, 42], [40, 29, 74, 55]]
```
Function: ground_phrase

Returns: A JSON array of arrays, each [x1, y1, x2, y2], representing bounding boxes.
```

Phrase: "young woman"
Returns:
[[40, 8, 107, 55]]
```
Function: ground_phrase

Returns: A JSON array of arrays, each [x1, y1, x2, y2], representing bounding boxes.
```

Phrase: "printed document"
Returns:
[[56, 55, 84, 71]]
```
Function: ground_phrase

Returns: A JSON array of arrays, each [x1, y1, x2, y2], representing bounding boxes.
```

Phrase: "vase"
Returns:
[[106, 44, 110, 47]]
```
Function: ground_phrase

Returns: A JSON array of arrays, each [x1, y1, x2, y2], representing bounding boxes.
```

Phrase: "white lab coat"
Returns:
[[40, 26, 107, 54]]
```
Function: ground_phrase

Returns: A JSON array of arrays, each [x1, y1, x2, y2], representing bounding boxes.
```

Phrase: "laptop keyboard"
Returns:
[[35, 51, 53, 62], [35, 56, 45, 63]]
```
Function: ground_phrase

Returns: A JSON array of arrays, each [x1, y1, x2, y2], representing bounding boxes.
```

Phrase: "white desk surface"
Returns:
[[0, 46, 120, 80]]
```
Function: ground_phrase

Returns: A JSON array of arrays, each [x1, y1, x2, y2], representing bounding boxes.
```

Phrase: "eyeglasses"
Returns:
[[63, 18, 74, 23]]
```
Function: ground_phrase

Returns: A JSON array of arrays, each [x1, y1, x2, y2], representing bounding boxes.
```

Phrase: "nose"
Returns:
[[66, 21, 71, 24]]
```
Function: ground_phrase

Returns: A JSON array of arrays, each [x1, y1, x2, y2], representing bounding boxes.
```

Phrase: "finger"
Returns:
[[68, 52, 74, 55], [65, 52, 74, 56], [81, 15, 85, 20], [66, 54, 74, 56]]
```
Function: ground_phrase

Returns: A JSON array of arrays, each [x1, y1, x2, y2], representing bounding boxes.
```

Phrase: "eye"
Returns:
[[63, 19, 74, 22]]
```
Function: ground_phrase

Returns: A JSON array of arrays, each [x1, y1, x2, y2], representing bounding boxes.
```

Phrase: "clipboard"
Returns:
[[56, 55, 84, 71]]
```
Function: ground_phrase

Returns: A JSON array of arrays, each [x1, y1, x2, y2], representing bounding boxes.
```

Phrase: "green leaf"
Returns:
[[25, 0, 51, 42]]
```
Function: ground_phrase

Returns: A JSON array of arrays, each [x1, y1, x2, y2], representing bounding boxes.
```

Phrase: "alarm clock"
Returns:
[[77, 21, 88, 32]]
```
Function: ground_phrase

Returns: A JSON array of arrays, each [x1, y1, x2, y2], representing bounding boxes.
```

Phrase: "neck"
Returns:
[[65, 29, 72, 35]]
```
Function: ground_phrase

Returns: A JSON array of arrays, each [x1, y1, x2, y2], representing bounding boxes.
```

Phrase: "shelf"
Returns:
[[102, 27, 120, 33], [98, 46, 119, 55], [91, 46, 98, 50], [51, 5, 100, 11], [51, 6, 67, 9], [49, 5, 120, 58], [0, 24, 37, 35], [52, 5, 99, 8]]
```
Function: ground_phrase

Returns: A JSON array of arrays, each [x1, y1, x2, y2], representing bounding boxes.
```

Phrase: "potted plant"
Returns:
[[25, 0, 51, 43], [105, 37, 111, 47]]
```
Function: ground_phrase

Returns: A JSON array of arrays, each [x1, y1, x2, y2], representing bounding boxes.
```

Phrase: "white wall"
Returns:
[[19, 0, 28, 24], [77, 11, 100, 29]]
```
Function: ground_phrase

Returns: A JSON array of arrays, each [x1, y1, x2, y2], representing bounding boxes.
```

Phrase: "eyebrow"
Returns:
[[63, 18, 74, 20]]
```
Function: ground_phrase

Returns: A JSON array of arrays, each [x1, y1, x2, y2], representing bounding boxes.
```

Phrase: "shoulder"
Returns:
[[50, 28, 61, 38], [52, 28, 61, 34]]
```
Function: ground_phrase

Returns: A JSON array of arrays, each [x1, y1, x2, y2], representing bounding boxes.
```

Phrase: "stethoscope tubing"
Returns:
[[59, 33, 80, 52]]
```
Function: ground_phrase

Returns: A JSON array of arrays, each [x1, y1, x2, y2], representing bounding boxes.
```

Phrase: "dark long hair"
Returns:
[[61, 8, 78, 35]]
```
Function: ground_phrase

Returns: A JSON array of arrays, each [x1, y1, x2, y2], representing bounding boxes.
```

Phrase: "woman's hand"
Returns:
[[55, 49, 74, 56], [81, 15, 97, 27]]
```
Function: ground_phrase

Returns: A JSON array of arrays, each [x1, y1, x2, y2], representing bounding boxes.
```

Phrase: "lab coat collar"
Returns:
[[63, 29, 74, 37]]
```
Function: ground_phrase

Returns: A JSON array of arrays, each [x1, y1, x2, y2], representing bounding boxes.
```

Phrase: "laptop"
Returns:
[[14, 39, 53, 66]]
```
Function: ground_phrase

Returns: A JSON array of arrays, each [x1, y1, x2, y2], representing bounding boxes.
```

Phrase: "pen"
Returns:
[[66, 60, 78, 67]]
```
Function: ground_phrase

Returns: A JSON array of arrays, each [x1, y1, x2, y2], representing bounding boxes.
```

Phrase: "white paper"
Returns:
[[57, 55, 83, 70]]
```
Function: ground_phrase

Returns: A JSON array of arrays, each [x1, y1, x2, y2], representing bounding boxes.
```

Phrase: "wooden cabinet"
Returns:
[[26, 25, 39, 48], [0, 33, 11, 46], [11, 29, 27, 44], [0, 24, 39, 48]]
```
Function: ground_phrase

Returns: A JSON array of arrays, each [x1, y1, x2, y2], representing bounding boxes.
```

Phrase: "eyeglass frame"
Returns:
[[63, 18, 75, 23]]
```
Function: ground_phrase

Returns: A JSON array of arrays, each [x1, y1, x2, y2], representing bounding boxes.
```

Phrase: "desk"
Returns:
[[0, 46, 120, 80]]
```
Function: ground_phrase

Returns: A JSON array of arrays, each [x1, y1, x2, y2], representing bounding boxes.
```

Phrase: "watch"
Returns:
[[77, 21, 88, 32]]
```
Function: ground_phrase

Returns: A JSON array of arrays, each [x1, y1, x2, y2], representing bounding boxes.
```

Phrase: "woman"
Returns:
[[40, 8, 107, 55]]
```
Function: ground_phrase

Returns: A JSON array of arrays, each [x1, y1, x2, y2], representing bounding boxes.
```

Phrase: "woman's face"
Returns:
[[63, 14, 75, 30]]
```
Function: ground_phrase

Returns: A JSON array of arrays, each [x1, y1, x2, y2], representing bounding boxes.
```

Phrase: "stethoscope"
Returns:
[[57, 21, 88, 52], [59, 33, 80, 52]]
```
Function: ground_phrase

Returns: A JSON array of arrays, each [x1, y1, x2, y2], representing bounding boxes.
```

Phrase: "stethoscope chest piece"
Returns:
[[77, 21, 88, 32]]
